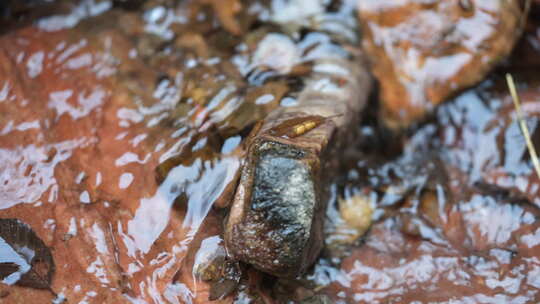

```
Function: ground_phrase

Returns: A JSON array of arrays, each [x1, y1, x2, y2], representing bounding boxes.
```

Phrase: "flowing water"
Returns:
[[1, 0, 540, 303]]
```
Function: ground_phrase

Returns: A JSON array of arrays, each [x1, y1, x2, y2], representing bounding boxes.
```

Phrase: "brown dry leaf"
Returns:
[[0, 263, 19, 281], [0, 219, 55, 290]]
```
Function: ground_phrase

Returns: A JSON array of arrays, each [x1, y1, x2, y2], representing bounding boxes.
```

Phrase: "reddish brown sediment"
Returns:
[[315, 45, 540, 303], [2, 0, 540, 303], [0, 0, 367, 301], [327, 207, 540, 303], [0, 6, 246, 302], [324, 165, 540, 303]]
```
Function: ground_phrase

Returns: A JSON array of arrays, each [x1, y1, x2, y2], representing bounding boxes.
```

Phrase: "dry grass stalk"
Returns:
[[506, 73, 540, 179]]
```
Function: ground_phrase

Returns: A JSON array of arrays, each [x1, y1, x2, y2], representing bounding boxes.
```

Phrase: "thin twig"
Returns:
[[506, 73, 540, 179]]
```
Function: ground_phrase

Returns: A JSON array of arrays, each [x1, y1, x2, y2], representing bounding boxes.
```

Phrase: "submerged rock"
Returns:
[[226, 140, 325, 277], [358, 0, 525, 128], [224, 0, 373, 275]]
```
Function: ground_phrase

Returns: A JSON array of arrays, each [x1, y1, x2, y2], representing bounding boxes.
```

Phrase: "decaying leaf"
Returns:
[[329, 194, 374, 245], [0, 218, 55, 289], [0, 263, 19, 280]]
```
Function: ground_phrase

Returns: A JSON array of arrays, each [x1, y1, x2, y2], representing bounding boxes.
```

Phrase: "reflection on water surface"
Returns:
[[1, 0, 540, 303]]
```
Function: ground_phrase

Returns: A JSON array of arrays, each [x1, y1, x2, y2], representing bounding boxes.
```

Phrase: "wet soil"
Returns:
[[1, 0, 540, 303]]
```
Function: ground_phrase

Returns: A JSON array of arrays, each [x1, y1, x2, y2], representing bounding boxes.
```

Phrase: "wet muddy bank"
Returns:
[[1, 0, 540, 303]]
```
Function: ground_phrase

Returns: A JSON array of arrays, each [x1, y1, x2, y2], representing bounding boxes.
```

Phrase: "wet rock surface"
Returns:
[[224, 4, 373, 274], [0, 0, 365, 302], [358, 0, 525, 127], [1, 0, 540, 303], [303, 12, 540, 302], [0, 0, 279, 302], [226, 141, 324, 277]]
